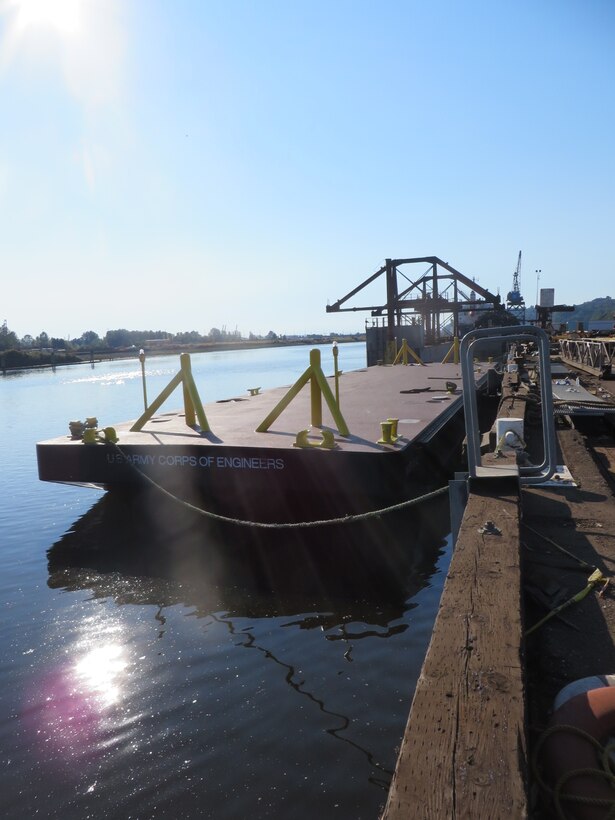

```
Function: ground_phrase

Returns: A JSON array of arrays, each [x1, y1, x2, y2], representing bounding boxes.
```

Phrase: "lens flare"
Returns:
[[23, 625, 129, 763], [11, 0, 82, 36]]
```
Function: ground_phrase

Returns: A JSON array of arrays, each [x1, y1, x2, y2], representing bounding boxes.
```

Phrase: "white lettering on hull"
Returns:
[[106, 452, 285, 470]]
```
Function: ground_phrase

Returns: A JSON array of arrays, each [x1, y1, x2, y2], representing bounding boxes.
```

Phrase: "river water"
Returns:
[[0, 342, 452, 820]]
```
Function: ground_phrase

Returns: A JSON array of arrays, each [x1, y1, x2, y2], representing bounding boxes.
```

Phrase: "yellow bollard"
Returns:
[[83, 428, 98, 444], [378, 420, 394, 444], [387, 418, 399, 439], [69, 420, 85, 439]]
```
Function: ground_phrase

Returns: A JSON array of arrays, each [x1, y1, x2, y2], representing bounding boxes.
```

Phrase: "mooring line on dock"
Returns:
[[107, 441, 448, 529], [533, 722, 615, 818], [522, 522, 597, 571]]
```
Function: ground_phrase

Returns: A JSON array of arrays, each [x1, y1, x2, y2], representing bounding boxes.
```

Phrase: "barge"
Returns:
[[36, 349, 495, 523]]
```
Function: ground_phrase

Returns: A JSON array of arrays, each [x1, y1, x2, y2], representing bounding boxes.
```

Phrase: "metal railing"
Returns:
[[460, 325, 557, 484], [559, 337, 615, 378]]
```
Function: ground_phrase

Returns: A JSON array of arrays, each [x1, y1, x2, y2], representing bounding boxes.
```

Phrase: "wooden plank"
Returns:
[[382, 481, 527, 819]]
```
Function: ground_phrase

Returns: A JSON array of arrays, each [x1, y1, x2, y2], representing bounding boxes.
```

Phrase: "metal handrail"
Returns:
[[460, 325, 557, 484]]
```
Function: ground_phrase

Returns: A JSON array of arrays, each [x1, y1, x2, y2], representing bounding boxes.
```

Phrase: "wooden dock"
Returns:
[[382, 369, 615, 819], [382, 478, 525, 818]]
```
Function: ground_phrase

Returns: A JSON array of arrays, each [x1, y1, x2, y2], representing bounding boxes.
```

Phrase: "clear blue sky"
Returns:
[[1, 0, 614, 340]]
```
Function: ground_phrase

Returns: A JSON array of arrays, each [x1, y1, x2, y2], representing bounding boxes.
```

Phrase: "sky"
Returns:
[[1, 0, 614, 341]]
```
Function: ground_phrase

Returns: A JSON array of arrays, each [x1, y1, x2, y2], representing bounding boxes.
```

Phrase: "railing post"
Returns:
[[130, 353, 211, 433], [181, 353, 196, 427], [310, 349, 323, 427], [138, 348, 148, 411], [256, 348, 350, 436]]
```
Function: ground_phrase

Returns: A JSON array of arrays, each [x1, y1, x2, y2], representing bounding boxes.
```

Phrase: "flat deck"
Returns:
[[551, 378, 615, 415], [174, 362, 460, 448], [47, 362, 476, 452], [36, 361, 491, 520]]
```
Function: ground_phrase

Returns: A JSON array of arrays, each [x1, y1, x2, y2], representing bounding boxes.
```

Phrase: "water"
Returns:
[[0, 342, 453, 819]]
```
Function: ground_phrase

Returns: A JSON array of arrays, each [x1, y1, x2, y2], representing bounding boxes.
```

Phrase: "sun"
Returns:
[[11, 0, 82, 36], [1, 0, 122, 112]]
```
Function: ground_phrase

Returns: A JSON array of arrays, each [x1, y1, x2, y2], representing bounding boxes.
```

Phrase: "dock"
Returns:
[[382, 364, 615, 818]]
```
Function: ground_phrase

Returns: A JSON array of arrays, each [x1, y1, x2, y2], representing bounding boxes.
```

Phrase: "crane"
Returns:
[[506, 251, 525, 322]]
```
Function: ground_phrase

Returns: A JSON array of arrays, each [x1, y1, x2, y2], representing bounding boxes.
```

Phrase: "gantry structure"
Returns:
[[326, 256, 503, 345]]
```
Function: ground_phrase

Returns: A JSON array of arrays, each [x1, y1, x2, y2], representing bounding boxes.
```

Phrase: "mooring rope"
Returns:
[[532, 723, 615, 819], [107, 440, 448, 529]]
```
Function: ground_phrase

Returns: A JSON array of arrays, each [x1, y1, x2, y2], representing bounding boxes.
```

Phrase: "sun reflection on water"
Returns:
[[25, 615, 130, 762], [74, 642, 128, 708]]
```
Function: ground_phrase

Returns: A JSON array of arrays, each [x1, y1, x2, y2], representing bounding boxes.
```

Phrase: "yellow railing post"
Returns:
[[182, 354, 196, 427], [256, 348, 350, 436], [385, 339, 397, 364], [394, 338, 425, 366], [310, 349, 322, 427], [130, 353, 211, 432], [180, 352, 211, 431], [442, 337, 460, 364]]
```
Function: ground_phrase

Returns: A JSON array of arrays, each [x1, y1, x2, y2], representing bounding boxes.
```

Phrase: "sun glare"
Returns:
[[74, 643, 128, 708], [12, 0, 82, 36]]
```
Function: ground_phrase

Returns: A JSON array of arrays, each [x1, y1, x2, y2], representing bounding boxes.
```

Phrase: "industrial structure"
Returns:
[[326, 256, 505, 364], [506, 251, 526, 323]]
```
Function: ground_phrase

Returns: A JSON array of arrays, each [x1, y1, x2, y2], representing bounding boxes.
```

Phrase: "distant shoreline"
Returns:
[[1, 336, 365, 374]]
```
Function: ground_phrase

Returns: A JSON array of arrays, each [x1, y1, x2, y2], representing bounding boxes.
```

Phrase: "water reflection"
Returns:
[[23, 611, 129, 766], [47, 489, 450, 619], [209, 609, 396, 788], [42, 491, 452, 817], [74, 643, 128, 708]]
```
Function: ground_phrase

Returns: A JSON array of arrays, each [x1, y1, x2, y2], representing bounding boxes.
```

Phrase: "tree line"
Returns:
[[0, 323, 285, 352]]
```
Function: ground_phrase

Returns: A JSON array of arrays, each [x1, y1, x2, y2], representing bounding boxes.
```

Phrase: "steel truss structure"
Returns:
[[326, 256, 502, 345], [559, 337, 615, 378]]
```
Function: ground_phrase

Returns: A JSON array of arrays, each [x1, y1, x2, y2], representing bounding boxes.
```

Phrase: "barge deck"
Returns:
[[37, 357, 490, 522]]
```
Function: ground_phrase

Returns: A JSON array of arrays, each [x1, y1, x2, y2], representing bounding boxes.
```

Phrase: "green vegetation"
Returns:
[[0, 348, 80, 369], [551, 296, 615, 328], [0, 319, 364, 370]]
